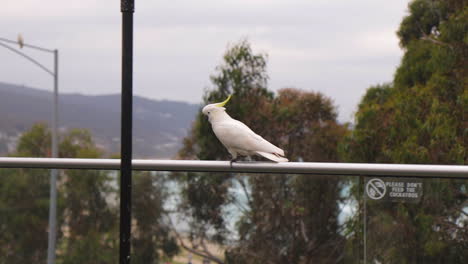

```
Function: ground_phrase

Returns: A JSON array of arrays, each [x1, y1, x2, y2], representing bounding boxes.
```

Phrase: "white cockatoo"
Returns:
[[202, 95, 288, 164]]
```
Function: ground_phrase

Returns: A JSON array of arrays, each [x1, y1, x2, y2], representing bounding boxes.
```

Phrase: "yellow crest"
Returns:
[[214, 95, 232, 107]]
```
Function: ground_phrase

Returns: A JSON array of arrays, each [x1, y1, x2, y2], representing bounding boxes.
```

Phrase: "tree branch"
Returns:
[[168, 217, 225, 264], [200, 237, 225, 264], [421, 35, 449, 47], [235, 175, 253, 208], [300, 219, 310, 243], [458, 209, 468, 217]]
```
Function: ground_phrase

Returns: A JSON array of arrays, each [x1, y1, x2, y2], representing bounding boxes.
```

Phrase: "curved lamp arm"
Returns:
[[0, 41, 54, 76]]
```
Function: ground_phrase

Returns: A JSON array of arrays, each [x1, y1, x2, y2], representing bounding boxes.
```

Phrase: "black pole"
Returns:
[[120, 1, 134, 264]]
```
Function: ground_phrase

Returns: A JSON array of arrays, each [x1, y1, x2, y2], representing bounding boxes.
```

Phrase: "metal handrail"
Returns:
[[0, 158, 466, 178]]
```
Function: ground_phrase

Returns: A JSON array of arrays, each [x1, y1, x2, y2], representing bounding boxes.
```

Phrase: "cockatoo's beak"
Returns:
[[215, 95, 232, 107]]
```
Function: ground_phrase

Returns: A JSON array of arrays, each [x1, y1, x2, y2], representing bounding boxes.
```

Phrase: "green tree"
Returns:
[[132, 172, 179, 264], [342, 0, 467, 262], [343, 0, 466, 164], [227, 89, 348, 264], [179, 39, 273, 161], [0, 167, 53, 263], [16, 123, 52, 157], [59, 129, 118, 264], [177, 40, 348, 263], [0, 123, 60, 263], [176, 40, 274, 253], [1, 124, 178, 264]]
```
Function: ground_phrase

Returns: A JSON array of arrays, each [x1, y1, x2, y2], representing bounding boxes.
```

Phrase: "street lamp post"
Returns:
[[0, 36, 59, 264], [49, 48, 59, 264]]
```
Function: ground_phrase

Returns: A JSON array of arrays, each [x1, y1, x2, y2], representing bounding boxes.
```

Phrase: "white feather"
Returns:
[[202, 103, 288, 163], [255, 151, 289, 162]]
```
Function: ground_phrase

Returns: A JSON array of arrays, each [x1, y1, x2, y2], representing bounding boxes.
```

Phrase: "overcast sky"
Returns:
[[1, 0, 410, 122]]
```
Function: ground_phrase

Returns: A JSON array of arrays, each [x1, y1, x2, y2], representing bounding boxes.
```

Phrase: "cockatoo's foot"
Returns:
[[230, 158, 238, 168]]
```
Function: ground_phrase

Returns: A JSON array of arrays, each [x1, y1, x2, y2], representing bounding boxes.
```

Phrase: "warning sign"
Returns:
[[365, 178, 423, 203], [366, 179, 386, 200]]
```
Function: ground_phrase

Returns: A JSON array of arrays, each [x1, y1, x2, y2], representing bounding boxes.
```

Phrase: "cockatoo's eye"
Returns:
[[207, 112, 211, 115]]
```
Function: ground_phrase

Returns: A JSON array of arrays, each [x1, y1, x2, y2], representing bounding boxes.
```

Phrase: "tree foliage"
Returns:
[[342, 0, 467, 164], [132, 172, 180, 263], [177, 40, 274, 249], [177, 40, 348, 263], [342, 0, 467, 262], [0, 123, 178, 264], [59, 129, 117, 264], [0, 124, 58, 263], [226, 89, 348, 263], [179, 39, 273, 161]]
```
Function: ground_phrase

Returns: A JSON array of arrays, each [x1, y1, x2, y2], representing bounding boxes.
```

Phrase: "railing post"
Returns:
[[120, 1, 134, 263]]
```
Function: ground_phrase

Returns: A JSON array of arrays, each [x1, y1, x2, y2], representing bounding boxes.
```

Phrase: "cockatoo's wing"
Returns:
[[212, 119, 288, 162], [255, 151, 289, 163]]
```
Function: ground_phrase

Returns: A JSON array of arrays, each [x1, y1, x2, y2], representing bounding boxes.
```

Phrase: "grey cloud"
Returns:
[[1, 0, 410, 123]]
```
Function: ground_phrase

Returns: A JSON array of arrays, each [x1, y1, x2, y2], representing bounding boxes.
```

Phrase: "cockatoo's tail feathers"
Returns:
[[255, 151, 289, 163], [214, 94, 232, 107]]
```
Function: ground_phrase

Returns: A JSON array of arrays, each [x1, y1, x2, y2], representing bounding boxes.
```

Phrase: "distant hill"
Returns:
[[0, 82, 200, 158]]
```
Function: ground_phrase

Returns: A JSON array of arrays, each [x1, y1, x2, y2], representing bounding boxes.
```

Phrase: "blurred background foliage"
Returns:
[[0, 124, 179, 264], [339, 0, 467, 262]]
